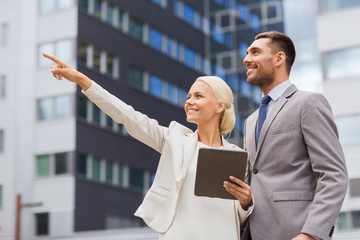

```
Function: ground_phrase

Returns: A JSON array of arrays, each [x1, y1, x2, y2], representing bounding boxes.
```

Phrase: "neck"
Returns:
[[262, 73, 289, 95], [197, 125, 223, 147]]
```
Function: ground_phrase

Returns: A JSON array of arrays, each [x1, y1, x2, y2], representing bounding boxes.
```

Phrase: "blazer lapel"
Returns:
[[255, 84, 298, 160], [181, 131, 199, 180]]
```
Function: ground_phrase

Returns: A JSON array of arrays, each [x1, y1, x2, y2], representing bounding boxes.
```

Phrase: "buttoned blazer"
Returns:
[[83, 82, 252, 235], [244, 84, 348, 240]]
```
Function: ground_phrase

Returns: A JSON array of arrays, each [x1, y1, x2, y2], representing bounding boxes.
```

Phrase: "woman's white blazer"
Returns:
[[83, 82, 252, 234]]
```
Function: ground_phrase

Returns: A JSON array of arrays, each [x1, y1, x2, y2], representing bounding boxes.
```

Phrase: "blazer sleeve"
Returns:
[[300, 93, 348, 239], [82, 81, 169, 153]]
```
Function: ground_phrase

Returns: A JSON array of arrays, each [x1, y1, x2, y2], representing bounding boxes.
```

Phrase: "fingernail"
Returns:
[[229, 176, 234, 179]]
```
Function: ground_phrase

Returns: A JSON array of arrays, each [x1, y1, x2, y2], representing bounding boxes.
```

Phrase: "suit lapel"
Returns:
[[254, 84, 298, 160], [181, 131, 198, 180]]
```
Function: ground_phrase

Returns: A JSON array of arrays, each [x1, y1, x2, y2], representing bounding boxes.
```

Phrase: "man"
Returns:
[[242, 31, 348, 240]]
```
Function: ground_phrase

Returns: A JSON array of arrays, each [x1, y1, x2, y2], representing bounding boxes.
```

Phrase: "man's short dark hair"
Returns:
[[255, 31, 296, 74]]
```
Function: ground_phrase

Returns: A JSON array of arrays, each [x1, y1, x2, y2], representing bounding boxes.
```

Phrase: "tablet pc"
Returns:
[[194, 148, 248, 200]]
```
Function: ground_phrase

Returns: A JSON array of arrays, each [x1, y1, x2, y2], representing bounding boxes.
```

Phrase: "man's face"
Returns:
[[243, 38, 276, 88]]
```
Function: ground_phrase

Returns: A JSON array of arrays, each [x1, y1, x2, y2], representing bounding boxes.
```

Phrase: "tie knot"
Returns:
[[261, 95, 271, 105]]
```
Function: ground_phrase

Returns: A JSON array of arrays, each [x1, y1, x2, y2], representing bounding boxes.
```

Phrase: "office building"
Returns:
[[0, 0, 283, 239]]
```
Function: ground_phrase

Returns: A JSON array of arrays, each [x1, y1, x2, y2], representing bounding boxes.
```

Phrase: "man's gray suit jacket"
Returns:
[[244, 84, 348, 240]]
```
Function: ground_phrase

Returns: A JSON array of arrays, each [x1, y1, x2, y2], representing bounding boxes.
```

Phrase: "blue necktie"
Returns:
[[256, 95, 271, 148]]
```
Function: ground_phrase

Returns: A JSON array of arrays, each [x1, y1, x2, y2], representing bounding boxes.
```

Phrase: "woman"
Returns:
[[43, 53, 253, 240]]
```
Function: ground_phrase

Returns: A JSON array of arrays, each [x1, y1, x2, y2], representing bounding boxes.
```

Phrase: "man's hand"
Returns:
[[223, 176, 252, 210], [292, 233, 316, 240]]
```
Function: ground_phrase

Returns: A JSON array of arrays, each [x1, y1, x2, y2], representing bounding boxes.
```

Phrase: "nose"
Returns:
[[243, 54, 250, 64]]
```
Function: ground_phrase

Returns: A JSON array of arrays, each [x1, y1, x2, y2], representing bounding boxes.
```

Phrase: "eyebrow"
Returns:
[[246, 47, 262, 54]]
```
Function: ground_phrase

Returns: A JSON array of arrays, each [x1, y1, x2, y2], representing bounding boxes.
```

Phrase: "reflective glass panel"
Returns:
[[38, 98, 53, 120], [55, 95, 71, 119], [327, 46, 360, 79], [150, 75, 163, 99], [37, 155, 51, 177]]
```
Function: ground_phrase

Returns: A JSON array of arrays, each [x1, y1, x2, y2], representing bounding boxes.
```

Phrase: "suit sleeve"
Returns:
[[300, 93, 348, 239], [82, 81, 169, 153]]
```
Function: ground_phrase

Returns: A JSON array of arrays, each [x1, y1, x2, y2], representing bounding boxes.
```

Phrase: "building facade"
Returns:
[[317, 0, 360, 239], [0, 0, 283, 239]]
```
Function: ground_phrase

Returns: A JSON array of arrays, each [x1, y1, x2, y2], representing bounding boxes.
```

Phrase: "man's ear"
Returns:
[[274, 51, 286, 67], [216, 102, 226, 114]]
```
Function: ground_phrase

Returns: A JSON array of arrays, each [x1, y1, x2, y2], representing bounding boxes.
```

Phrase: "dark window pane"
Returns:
[[351, 211, 360, 228], [129, 17, 144, 40], [106, 161, 114, 184], [92, 104, 101, 125], [78, 40, 88, 65], [79, 0, 89, 11], [55, 152, 68, 175], [35, 212, 49, 236], [92, 157, 101, 181], [94, 0, 101, 18], [77, 97, 87, 119], [106, 53, 114, 76], [350, 178, 360, 197], [129, 167, 144, 190], [37, 155, 51, 177], [129, 66, 144, 89], [93, 47, 101, 72], [77, 153, 87, 176]]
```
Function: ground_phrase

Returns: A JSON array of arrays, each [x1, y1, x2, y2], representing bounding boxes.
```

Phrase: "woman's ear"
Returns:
[[216, 102, 226, 114]]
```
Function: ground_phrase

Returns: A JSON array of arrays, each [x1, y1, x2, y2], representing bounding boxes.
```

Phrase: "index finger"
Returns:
[[42, 53, 63, 65], [229, 176, 249, 189]]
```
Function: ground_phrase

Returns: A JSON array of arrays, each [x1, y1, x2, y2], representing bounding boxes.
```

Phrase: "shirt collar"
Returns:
[[267, 80, 292, 102]]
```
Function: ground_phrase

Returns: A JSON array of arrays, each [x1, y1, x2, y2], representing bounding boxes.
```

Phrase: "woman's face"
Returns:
[[184, 81, 224, 127]]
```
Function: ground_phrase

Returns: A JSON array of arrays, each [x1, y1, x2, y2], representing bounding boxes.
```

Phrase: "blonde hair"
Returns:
[[195, 76, 235, 135]]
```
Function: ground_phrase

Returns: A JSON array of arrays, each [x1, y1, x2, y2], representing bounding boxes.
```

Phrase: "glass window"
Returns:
[[352, 211, 360, 228], [335, 115, 360, 145], [350, 178, 360, 197], [106, 161, 114, 184], [327, 46, 360, 79], [56, 39, 72, 63], [106, 53, 115, 76], [78, 41, 88, 65], [167, 82, 173, 103], [79, 0, 89, 11], [129, 16, 144, 41], [118, 164, 124, 186], [0, 130, 4, 152], [37, 155, 51, 177], [323, 0, 360, 12], [38, 98, 53, 120], [92, 104, 101, 125], [39, 43, 55, 67], [250, 14, 260, 32], [151, 0, 163, 6], [105, 115, 113, 130], [77, 153, 87, 176], [337, 212, 348, 230], [149, 28, 163, 51], [0, 75, 5, 99], [57, 0, 72, 9], [54, 95, 71, 119], [183, 4, 195, 26], [106, 3, 115, 26], [93, 0, 102, 18], [129, 167, 144, 190], [92, 156, 101, 181], [174, 0, 180, 17], [184, 48, 196, 68], [77, 97, 88, 119], [40, 0, 56, 13], [117, 9, 124, 30], [55, 152, 68, 175], [93, 47, 101, 72], [35, 213, 49, 236], [149, 75, 163, 99], [129, 66, 144, 89], [237, 4, 248, 22]]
